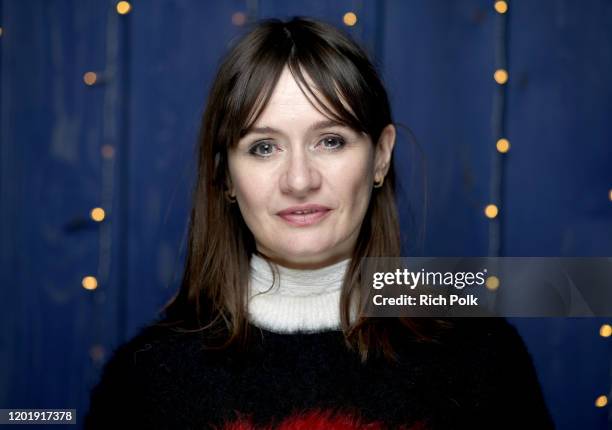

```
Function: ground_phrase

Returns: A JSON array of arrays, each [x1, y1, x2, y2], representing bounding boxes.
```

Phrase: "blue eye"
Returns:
[[248, 141, 276, 157], [320, 136, 346, 150]]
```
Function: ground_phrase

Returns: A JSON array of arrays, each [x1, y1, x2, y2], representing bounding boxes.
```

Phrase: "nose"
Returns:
[[280, 148, 322, 196]]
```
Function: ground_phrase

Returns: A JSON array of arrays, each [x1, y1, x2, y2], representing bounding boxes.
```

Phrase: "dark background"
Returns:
[[1, 0, 611, 428]]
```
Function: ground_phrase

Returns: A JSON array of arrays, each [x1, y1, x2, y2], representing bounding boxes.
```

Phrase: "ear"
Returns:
[[224, 154, 236, 197], [373, 124, 396, 182], [226, 174, 236, 197]]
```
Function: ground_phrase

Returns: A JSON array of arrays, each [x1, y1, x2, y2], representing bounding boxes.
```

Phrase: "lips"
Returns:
[[277, 204, 331, 216], [277, 204, 332, 227]]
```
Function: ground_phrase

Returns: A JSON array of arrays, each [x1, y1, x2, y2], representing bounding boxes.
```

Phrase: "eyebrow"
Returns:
[[241, 119, 346, 137]]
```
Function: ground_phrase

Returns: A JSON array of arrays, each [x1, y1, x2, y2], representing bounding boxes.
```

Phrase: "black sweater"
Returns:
[[84, 318, 554, 429]]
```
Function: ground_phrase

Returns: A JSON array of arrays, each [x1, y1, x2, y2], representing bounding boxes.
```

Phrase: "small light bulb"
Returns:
[[116, 1, 132, 15], [486, 276, 500, 291], [595, 395, 608, 408], [494, 69, 509, 84], [496, 138, 510, 153], [83, 72, 97, 86], [494, 1, 508, 14], [485, 204, 499, 219], [600, 324, 612, 338], [231, 12, 246, 26], [90, 207, 106, 222], [101, 144, 115, 159], [82, 276, 98, 291], [343, 12, 358, 26], [89, 344, 106, 363]]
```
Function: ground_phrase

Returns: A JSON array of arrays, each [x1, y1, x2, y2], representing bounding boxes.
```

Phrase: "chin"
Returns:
[[285, 248, 329, 260], [280, 246, 333, 263]]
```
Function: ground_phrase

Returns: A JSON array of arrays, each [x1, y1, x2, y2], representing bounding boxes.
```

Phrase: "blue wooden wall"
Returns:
[[1, 1, 611, 428]]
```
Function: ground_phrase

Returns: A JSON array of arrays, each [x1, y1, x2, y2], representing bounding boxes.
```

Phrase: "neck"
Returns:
[[255, 252, 352, 270], [247, 253, 352, 333]]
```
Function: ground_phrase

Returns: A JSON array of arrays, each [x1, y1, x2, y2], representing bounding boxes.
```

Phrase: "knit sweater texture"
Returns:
[[84, 256, 555, 429], [247, 253, 351, 332]]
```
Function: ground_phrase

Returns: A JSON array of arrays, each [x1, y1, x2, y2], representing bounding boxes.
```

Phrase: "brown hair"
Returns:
[[158, 16, 450, 362]]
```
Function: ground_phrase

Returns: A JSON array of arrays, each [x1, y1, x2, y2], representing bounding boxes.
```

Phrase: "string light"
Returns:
[[488, 0, 508, 257], [485, 276, 500, 291], [608, 189, 612, 202], [496, 138, 510, 153], [89, 344, 106, 363], [232, 12, 247, 26], [101, 144, 115, 159], [595, 395, 608, 408], [83, 72, 98, 86], [82, 276, 98, 291], [343, 12, 358, 27], [494, 69, 508, 84], [116, 1, 132, 15], [0, 27, 3, 37], [494, 1, 508, 14], [484, 204, 499, 219], [90, 207, 106, 222], [600, 324, 612, 338]]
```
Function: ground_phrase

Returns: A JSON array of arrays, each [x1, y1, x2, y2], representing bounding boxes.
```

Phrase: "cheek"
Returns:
[[232, 171, 273, 221], [335, 153, 374, 211]]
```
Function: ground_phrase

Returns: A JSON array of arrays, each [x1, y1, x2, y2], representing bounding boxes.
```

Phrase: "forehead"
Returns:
[[252, 67, 341, 129]]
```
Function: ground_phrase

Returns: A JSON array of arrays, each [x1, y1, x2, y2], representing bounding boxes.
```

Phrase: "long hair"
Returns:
[[158, 16, 450, 362]]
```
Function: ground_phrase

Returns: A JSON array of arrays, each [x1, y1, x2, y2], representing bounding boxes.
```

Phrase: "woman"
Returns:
[[84, 17, 554, 429]]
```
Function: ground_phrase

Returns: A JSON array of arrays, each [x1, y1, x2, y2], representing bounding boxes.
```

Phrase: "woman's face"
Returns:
[[227, 67, 395, 269]]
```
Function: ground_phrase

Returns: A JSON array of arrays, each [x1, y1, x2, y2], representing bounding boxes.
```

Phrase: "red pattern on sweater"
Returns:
[[218, 408, 428, 430]]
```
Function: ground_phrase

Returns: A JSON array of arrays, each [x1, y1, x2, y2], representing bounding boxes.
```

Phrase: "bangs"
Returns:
[[221, 18, 378, 152]]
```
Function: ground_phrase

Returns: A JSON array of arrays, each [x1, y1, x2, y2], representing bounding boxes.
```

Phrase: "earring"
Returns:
[[225, 190, 237, 203], [373, 177, 384, 188]]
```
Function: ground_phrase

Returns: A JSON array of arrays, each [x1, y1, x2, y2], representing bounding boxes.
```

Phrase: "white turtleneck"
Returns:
[[247, 253, 351, 334]]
